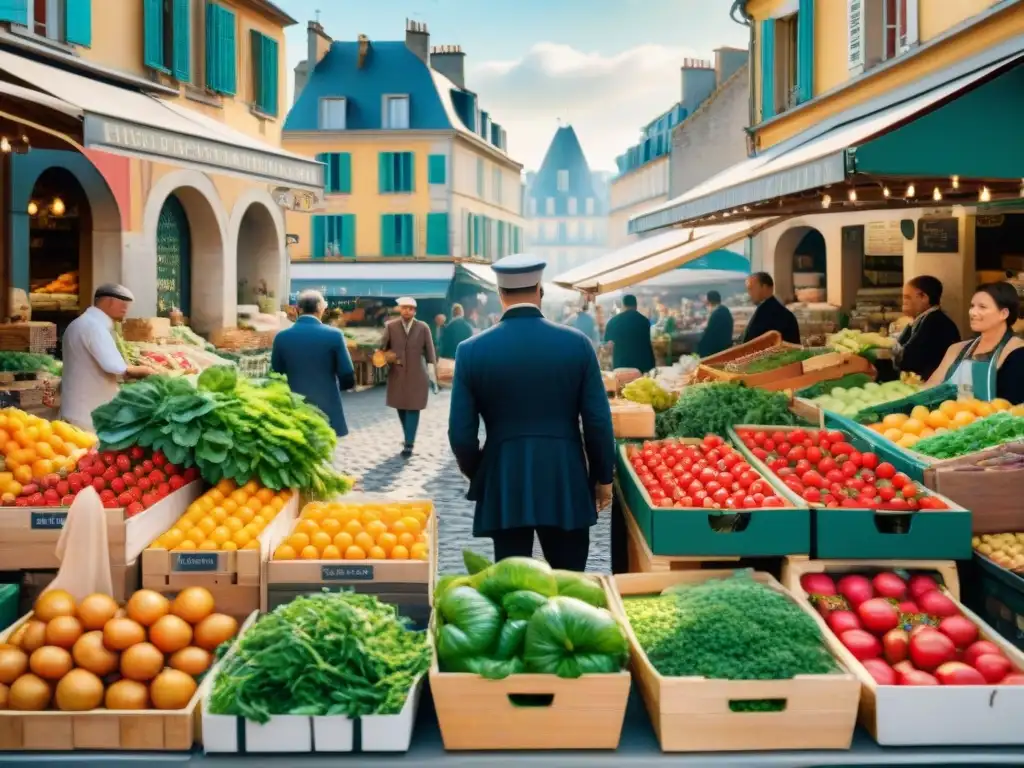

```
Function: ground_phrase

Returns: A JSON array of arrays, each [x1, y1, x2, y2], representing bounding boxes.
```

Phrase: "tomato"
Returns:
[[804, 446, 821, 464], [776, 442, 792, 457], [706, 450, 721, 464], [822, 493, 836, 505], [703, 435, 723, 448], [753, 431, 767, 444], [841, 461, 858, 478], [876, 462, 896, 479], [737, 471, 755, 488], [878, 486, 896, 502], [861, 452, 879, 470], [817, 457, 837, 474], [860, 470, 876, 484], [763, 439, 776, 452], [884, 499, 910, 511], [803, 488, 821, 503], [902, 483, 918, 499], [734, 461, 751, 475], [752, 448, 769, 460], [832, 442, 855, 456], [787, 445, 806, 462], [712, 488, 730, 504], [705, 481, 722, 494], [694, 490, 708, 501], [663, 455, 677, 469], [752, 492, 765, 504], [845, 478, 865, 491], [658, 498, 674, 507], [680, 496, 694, 507], [826, 430, 845, 443], [687, 481, 703, 495], [699, 468, 716, 484], [794, 459, 812, 475], [892, 473, 909, 489], [788, 429, 807, 444], [762, 496, 785, 507], [740, 495, 756, 508], [801, 470, 823, 488], [841, 499, 861, 508], [826, 469, 845, 485], [718, 472, 735, 487]]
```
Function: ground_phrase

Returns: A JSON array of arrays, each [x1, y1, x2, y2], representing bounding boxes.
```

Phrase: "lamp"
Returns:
[[932, 187, 942, 202], [50, 197, 65, 217], [821, 194, 832, 209], [951, 175, 960, 190], [882, 186, 891, 198], [979, 187, 991, 203], [905, 183, 916, 198], [0, 137, 10, 153], [26, 200, 37, 216], [848, 189, 858, 202]]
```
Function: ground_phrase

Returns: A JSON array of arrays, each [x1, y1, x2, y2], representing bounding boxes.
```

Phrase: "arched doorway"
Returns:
[[235, 202, 282, 313], [773, 225, 826, 304], [155, 194, 192, 317]]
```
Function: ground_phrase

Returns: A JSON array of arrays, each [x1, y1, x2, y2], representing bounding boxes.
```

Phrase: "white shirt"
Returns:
[[61, 307, 128, 431]]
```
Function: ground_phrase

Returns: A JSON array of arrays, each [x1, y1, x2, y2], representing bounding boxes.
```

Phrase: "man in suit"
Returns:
[[381, 297, 438, 458], [603, 294, 656, 372], [439, 303, 474, 359], [448, 255, 615, 571], [895, 275, 961, 380], [743, 272, 801, 344], [697, 290, 735, 358], [271, 290, 355, 436]]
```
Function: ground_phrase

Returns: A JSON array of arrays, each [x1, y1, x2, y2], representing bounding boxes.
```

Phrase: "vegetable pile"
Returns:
[[973, 531, 1024, 574], [912, 411, 1024, 459], [66, 446, 197, 513], [828, 328, 895, 354], [799, 570, 1024, 686], [809, 378, 921, 419], [0, 352, 61, 375], [434, 552, 628, 680], [622, 378, 676, 412], [797, 373, 874, 400], [867, 398, 1022, 452], [208, 591, 429, 723], [623, 572, 839, 711], [655, 382, 799, 439], [92, 367, 353, 498], [718, 347, 820, 374]]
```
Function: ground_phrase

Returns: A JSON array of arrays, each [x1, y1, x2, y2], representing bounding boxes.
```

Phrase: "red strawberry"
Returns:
[[110, 477, 126, 494], [157, 482, 170, 498], [117, 491, 134, 507], [102, 467, 118, 483], [28, 493, 44, 506], [183, 467, 198, 483], [60, 494, 75, 507], [164, 463, 181, 477], [122, 473, 137, 488], [100, 489, 116, 502], [129, 446, 145, 461], [137, 477, 152, 492], [141, 493, 157, 507], [152, 451, 166, 468], [129, 487, 144, 502], [116, 455, 132, 472], [91, 478, 106, 492], [101, 452, 116, 466], [149, 470, 166, 485], [169, 475, 185, 491], [142, 460, 155, 473], [56, 480, 70, 496], [103, 500, 119, 509], [43, 489, 59, 504]]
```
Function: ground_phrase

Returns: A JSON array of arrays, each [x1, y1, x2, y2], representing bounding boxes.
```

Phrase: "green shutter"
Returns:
[[0, 1, 26, 25], [397, 152, 414, 192], [760, 19, 776, 121], [64, 0, 91, 46], [428, 154, 446, 185], [426, 213, 449, 256], [476, 158, 484, 196], [206, 4, 236, 94], [143, 0, 165, 70], [340, 214, 356, 257], [257, 34, 279, 115], [205, 3, 218, 89], [220, 7, 236, 95], [399, 214, 414, 255], [472, 216, 480, 256], [497, 221, 505, 257], [378, 152, 393, 193], [311, 216, 326, 259], [337, 153, 352, 194], [381, 214, 395, 256], [316, 153, 332, 193], [797, 0, 814, 104], [250, 31, 264, 107], [172, 0, 190, 80]]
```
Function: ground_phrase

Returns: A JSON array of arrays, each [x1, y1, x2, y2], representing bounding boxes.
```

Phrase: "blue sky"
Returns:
[[277, 0, 748, 171]]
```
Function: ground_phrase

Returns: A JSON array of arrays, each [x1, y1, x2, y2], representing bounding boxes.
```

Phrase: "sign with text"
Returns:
[[917, 218, 959, 254], [30, 511, 68, 530], [865, 221, 904, 256], [172, 552, 220, 572], [321, 564, 375, 582]]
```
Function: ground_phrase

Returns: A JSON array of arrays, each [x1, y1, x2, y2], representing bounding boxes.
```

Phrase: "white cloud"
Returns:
[[467, 42, 702, 172]]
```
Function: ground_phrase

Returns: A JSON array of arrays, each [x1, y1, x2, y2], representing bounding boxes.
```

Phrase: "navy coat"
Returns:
[[743, 295, 801, 345], [698, 305, 735, 358], [448, 306, 615, 536], [604, 308, 656, 372], [439, 316, 474, 359], [271, 315, 355, 436]]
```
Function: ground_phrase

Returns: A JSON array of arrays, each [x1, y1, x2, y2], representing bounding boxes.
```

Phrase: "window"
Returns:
[[557, 222, 567, 243], [774, 14, 799, 113], [383, 95, 410, 129], [378, 152, 414, 193], [205, 2, 236, 95], [26, 0, 90, 45], [319, 98, 347, 129], [545, 197, 554, 215], [144, 0, 190, 76], [849, 0, 917, 76], [426, 213, 449, 256], [492, 167, 503, 205], [568, 221, 579, 240], [428, 154, 446, 185], [250, 30, 279, 116], [316, 153, 351, 195], [585, 197, 595, 215], [476, 158, 485, 197], [567, 197, 577, 216], [310, 214, 356, 258], [556, 170, 569, 192], [381, 214, 414, 256], [528, 197, 537, 216]]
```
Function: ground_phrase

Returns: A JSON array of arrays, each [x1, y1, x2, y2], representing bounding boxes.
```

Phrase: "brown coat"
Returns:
[[381, 318, 437, 411]]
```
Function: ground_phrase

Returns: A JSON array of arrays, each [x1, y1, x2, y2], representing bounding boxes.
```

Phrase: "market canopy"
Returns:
[[290, 262, 455, 300], [453, 263, 497, 293]]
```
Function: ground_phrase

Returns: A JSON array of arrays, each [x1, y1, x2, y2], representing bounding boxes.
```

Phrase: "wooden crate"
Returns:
[[0, 323, 57, 353], [607, 569, 860, 752], [430, 578, 631, 751], [0, 611, 257, 751], [699, 331, 782, 366], [121, 317, 171, 342], [609, 400, 655, 439], [922, 442, 1024, 534], [697, 341, 806, 389]]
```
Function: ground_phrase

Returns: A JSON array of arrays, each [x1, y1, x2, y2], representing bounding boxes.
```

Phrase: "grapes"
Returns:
[[622, 378, 675, 412]]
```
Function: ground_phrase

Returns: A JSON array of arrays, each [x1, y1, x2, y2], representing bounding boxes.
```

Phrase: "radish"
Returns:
[[917, 590, 959, 618], [974, 654, 1012, 684], [936, 661, 986, 685], [908, 574, 939, 600], [837, 574, 874, 608], [872, 572, 907, 601], [800, 573, 836, 596], [938, 615, 978, 648]]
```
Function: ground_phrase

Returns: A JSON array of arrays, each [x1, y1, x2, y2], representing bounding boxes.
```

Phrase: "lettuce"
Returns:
[[553, 570, 607, 608]]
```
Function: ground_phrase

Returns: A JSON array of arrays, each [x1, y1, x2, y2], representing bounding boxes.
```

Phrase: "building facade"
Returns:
[[524, 125, 608, 276]]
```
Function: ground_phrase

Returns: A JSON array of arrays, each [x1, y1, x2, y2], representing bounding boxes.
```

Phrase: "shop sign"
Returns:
[[83, 116, 324, 189], [321, 564, 375, 581], [172, 552, 220, 571], [917, 218, 959, 254], [865, 221, 903, 256], [272, 187, 326, 212], [30, 511, 67, 529]]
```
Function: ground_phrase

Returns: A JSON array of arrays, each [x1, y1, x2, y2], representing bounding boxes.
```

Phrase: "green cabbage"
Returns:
[[502, 590, 549, 621], [462, 549, 492, 575], [436, 586, 501, 667], [553, 570, 607, 608], [495, 619, 528, 660], [472, 557, 558, 602], [197, 364, 238, 393], [524, 596, 629, 679]]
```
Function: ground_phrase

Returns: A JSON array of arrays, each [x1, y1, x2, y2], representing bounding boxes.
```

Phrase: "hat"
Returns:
[[94, 283, 135, 302], [396, 297, 417, 308], [493, 254, 546, 290]]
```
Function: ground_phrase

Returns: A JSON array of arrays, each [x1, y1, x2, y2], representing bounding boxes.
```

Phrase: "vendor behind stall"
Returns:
[[894, 275, 961, 380], [603, 294, 656, 373], [697, 290, 734, 358], [927, 282, 1024, 403], [742, 272, 800, 344]]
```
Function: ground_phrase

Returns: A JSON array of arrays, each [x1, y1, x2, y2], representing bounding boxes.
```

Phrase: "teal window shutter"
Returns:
[[476, 158, 484, 196], [426, 213, 449, 256], [378, 152, 393, 193], [472, 216, 480, 256], [398, 153, 414, 192], [311, 216, 326, 259], [0, 1, 26, 25], [64, 0, 91, 46], [316, 153, 332, 193], [337, 153, 352, 194], [381, 214, 395, 256], [340, 214, 356, 257], [399, 214, 414, 255], [797, 0, 814, 104], [428, 154, 446, 185], [263, 36, 279, 115], [143, 0, 164, 70], [205, 3, 218, 89], [220, 7, 237, 95], [497, 221, 505, 257], [172, 0, 190, 81], [760, 19, 776, 121], [206, 4, 236, 94]]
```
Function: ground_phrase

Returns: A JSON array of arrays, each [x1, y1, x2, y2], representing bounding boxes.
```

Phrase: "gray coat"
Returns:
[[382, 318, 437, 411]]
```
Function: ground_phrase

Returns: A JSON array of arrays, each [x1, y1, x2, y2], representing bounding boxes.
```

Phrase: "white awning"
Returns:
[[290, 262, 455, 300], [0, 50, 323, 191], [455, 262, 498, 291], [552, 226, 697, 289]]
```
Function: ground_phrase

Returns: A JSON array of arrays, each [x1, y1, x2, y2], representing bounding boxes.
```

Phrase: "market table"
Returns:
[[3, 688, 1024, 767]]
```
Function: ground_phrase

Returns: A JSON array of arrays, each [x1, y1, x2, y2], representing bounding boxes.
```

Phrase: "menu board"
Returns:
[[864, 221, 903, 256], [917, 218, 959, 254]]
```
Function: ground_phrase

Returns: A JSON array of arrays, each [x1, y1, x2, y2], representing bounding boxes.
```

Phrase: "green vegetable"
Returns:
[[523, 597, 629, 678], [436, 586, 502, 665], [495, 619, 528, 660], [434, 574, 471, 603], [656, 382, 801, 439], [197, 365, 238, 393], [207, 591, 428, 723], [552, 570, 607, 608], [458, 657, 526, 679], [725, 348, 820, 374], [502, 590, 549, 621], [913, 412, 1024, 459], [462, 549, 492, 575], [0, 352, 60, 375], [472, 557, 558, 602], [797, 373, 873, 399]]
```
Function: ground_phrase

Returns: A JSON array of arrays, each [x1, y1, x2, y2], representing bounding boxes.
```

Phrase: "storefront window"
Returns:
[[155, 194, 192, 317]]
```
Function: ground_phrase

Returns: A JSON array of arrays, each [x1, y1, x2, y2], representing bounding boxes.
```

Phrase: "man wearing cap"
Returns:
[[61, 284, 157, 431], [380, 297, 438, 458], [603, 294, 656, 373], [448, 255, 615, 571]]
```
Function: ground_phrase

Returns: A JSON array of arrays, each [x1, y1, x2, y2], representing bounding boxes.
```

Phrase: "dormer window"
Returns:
[[557, 170, 569, 193], [383, 95, 410, 129], [319, 98, 347, 129]]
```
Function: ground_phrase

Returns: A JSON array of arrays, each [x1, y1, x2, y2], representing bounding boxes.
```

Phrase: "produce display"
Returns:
[[92, 367, 353, 498], [0, 409, 96, 504], [973, 532, 1024, 574], [808, 377, 922, 419], [622, 572, 840, 711], [33, 271, 78, 296], [828, 328, 895, 354], [798, 570, 1024, 686], [624, 437, 786, 510], [0, 352, 61, 375], [912, 411, 1024, 459], [797, 373, 874, 400], [0, 586, 237, 711], [621, 378, 676, 412], [866, 398, 1021, 451], [149, 480, 292, 552], [655, 382, 799, 439], [715, 346, 821, 374], [433, 552, 627, 680], [736, 426, 949, 510], [207, 591, 428, 723], [273, 499, 430, 561]]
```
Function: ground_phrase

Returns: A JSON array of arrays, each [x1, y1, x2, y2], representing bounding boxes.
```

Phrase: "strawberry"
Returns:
[[169, 475, 185, 491], [122, 472, 137, 487], [60, 494, 75, 507], [91, 478, 106, 492], [117, 491, 134, 507], [152, 451, 166, 468], [56, 480, 70, 496], [110, 478, 126, 494], [137, 477, 152, 492], [142, 493, 157, 507], [149, 470, 166, 485], [116, 455, 132, 473], [129, 487, 144, 502], [126, 501, 145, 517], [129, 446, 145, 461], [100, 489, 116, 502]]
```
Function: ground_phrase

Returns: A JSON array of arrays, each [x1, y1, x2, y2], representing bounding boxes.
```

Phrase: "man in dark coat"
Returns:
[[603, 294, 656, 372], [271, 290, 355, 437], [381, 297, 438, 458], [895, 275, 961, 380], [743, 272, 801, 344], [439, 303, 474, 359], [697, 290, 734, 358], [571, 303, 599, 344], [448, 255, 615, 571]]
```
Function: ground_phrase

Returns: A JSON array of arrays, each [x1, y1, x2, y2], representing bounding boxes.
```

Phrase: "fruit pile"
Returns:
[[72, 448, 198, 513], [973, 532, 1024, 574], [624, 437, 786, 510], [622, 378, 676, 412], [273, 500, 432, 561], [867, 398, 1022, 450], [0, 409, 95, 501], [800, 570, 1024, 686], [736, 427, 949, 510], [150, 480, 293, 552], [0, 587, 238, 711]]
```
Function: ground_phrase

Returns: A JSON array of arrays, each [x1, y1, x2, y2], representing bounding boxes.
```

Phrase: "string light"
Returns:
[[0, 137, 10, 153], [848, 189, 858, 202], [821, 194, 832, 209], [26, 201, 37, 216], [932, 187, 942, 202], [979, 187, 991, 203], [905, 183, 916, 198], [50, 197, 65, 217], [882, 186, 891, 198], [951, 175, 960, 190], [1019, 179, 1024, 198]]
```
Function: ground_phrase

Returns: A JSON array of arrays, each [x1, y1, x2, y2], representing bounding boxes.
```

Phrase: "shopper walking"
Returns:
[[448, 255, 615, 571], [381, 297, 438, 458], [271, 290, 355, 437], [439, 303, 474, 359], [697, 290, 734, 358]]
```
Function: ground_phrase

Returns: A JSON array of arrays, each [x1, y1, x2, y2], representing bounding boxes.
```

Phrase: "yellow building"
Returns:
[[0, 0, 321, 331], [282, 20, 524, 305]]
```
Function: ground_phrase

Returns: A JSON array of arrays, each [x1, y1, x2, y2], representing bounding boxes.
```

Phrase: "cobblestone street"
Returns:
[[335, 387, 611, 574]]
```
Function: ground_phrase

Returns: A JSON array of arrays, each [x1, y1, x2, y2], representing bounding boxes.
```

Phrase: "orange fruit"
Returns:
[[243, 540, 260, 549], [881, 413, 908, 429], [344, 519, 363, 535], [410, 542, 428, 561], [925, 410, 950, 429], [199, 540, 218, 550], [256, 488, 274, 504], [360, 509, 381, 524], [882, 428, 903, 443], [311, 531, 333, 551], [221, 499, 239, 514], [198, 496, 215, 512], [398, 516, 422, 535], [235, 507, 255, 524], [321, 544, 342, 560], [221, 541, 238, 551], [13, 465, 32, 484], [211, 507, 228, 523], [246, 497, 263, 512], [299, 545, 320, 560], [260, 506, 278, 520], [296, 519, 319, 535], [344, 545, 366, 560], [397, 532, 416, 549], [164, 529, 185, 547], [991, 398, 1012, 412], [354, 532, 375, 552], [197, 517, 217, 535], [184, 527, 206, 544], [232, 530, 252, 548], [390, 545, 410, 560], [242, 481, 259, 495], [270, 497, 285, 511], [320, 518, 342, 536], [368, 546, 387, 560], [35, 442, 54, 460], [251, 515, 267, 529], [229, 490, 248, 506], [288, 532, 310, 550], [900, 418, 924, 436], [302, 504, 325, 521], [209, 527, 231, 546], [952, 411, 975, 427], [224, 518, 244, 533], [333, 531, 354, 550], [376, 532, 397, 554], [390, 520, 409, 536], [365, 520, 388, 539], [178, 540, 197, 550]]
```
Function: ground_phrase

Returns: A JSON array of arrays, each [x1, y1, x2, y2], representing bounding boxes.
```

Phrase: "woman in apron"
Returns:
[[927, 282, 1024, 404]]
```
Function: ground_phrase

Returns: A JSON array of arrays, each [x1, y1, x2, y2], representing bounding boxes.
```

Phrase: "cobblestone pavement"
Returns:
[[335, 386, 611, 574]]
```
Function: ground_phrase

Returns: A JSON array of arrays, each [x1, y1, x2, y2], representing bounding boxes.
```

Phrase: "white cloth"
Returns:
[[61, 307, 128, 431]]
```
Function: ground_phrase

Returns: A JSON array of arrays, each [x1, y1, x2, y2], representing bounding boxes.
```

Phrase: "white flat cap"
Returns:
[[396, 297, 417, 308], [94, 283, 135, 302], [493, 254, 546, 290]]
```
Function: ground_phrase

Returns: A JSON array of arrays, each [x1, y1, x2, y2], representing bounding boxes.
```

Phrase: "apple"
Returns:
[[909, 628, 956, 671]]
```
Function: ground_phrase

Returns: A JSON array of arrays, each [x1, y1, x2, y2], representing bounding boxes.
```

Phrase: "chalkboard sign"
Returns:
[[321, 564, 375, 581], [917, 218, 959, 253], [172, 552, 220, 572]]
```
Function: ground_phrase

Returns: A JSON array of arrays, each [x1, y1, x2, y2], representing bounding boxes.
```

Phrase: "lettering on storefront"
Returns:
[[321, 564, 375, 581]]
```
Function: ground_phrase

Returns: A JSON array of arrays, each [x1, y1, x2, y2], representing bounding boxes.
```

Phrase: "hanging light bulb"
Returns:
[[905, 183, 916, 198], [882, 186, 891, 198], [26, 201, 37, 216], [50, 197, 65, 217], [979, 186, 992, 203], [1019, 179, 1024, 198], [848, 189, 858, 202], [0, 137, 10, 153], [821, 194, 832, 209], [933, 187, 943, 202], [951, 175, 960, 190]]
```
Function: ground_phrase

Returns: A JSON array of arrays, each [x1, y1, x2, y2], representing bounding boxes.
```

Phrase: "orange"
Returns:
[[991, 398, 1012, 412], [354, 532, 375, 552], [398, 516, 422, 535], [882, 428, 903, 443], [35, 442, 54, 460], [230, 490, 249, 506], [973, 402, 994, 418], [320, 518, 342, 536], [199, 540, 218, 551], [398, 532, 416, 549], [302, 504, 325, 521], [13, 465, 32, 484], [410, 543, 429, 561], [321, 544, 342, 559], [390, 545, 410, 560], [246, 497, 264, 513], [208, 489, 226, 503], [270, 497, 285, 511], [242, 481, 259, 495], [918, 427, 935, 440], [288, 532, 310, 550], [242, 523, 261, 538], [256, 488, 274, 504], [260, 506, 278, 520], [952, 411, 975, 427], [900, 418, 924, 436], [391, 519, 409, 536], [164, 529, 185, 547], [368, 546, 387, 560], [221, 499, 239, 514], [209, 527, 231, 546], [881, 413, 908, 429], [232, 530, 252, 548], [235, 507, 255, 525], [299, 545, 320, 560], [344, 519, 363, 535], [221, 541, 239, 552], [311, 531, 333, 551], [333, 531, 354, 550], [897, 434, 919, 449], [197, 517, 217, 535], [376, 532, 398, 554], [184, 527, 206, 544], [243, 540, 260, 550], [939, 400, 959, 418], [295, 519, 319, 535], [925, 410, 950, 429], [360, 509, 381, 524], [344, 545, 366, 560], [178, 540, 197, 550], [211, 507, 228, 523], [337, 506, 360, 523], [215, 479, 236, 495], [224, 518, 244, 533], [251, 515, 267, 529], [198, 496, 216, 512], [365, 520, 388, 539], [31, 459, 53, 478]]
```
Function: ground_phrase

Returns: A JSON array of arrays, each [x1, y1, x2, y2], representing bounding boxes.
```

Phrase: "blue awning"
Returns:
[[679, 249, 750, 273], [289, 262, 455, 300]]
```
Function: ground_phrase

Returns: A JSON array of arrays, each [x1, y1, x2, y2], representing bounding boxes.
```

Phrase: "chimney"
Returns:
[[679, 58, 716, 115], [293, 60, 309, 104], [430, 44, 466, 89], [405, 19, 429, 62], [307, 20, 332, 69], [714, 47, 748, 87]]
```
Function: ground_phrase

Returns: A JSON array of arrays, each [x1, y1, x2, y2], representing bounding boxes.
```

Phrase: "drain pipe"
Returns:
[[729, 0, 757, 153]]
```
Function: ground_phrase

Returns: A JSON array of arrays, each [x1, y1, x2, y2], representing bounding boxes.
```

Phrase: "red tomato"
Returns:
[[803, 488, 821, 503], [878, 486, 896, 502], [817, 457, 837, 474], [806, 446, 822, 464], [705, 481, 722, 494], [752, 492, 765, 504], [699, 468, 717, 484], [706, 449, 721, 464], [680, 496, 694, 507], [892, 473, 908, 489], [801, 471, 823, 488], [826, 470, 845, 485], [752, 448, 769, 460], [753, 431, 767, 444], [902, 483, 918, 499], [694, 490, 708, 501], [787, 445, 806, 462], [712, 488, 730, 504], [884, 499, 911, 511], [738, 471, 755, 488], [749, 480, 766, 495], [826, 430, 845, 443], [763, 439, 776, 452], [762, 496, 785, 507], [703, 434, 723, 448], [876, 462, 896, 479], [788, 429, 807, 443], [718, 472, 735, 487], [776, 442, 792, 457], [861, 452, 879, 470], [841, 462, 858, 478], [742, 495, 758, 508], [794, 459, 812, 475], [658, 498, 674, 508]]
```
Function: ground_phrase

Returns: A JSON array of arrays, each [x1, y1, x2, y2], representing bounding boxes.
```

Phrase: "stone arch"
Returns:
[[140, 170, 228, 333], [772, 224, 826, 304], [227, 188, 285, 312]]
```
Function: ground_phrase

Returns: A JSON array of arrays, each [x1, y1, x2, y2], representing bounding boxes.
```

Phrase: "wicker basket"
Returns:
[[0, 322, 57, 353], [211, 328, 276, 351]]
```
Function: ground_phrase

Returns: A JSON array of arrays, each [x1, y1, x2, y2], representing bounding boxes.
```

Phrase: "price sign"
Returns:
[[30, 512, 67, 530], [321, 564, 375, 581], [172, 552, 220, 572]]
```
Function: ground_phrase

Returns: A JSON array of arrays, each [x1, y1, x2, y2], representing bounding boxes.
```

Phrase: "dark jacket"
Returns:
[[439, 316, 474, 359], [897, 308, 961, 380], [604, 308, 656, 372], [271, 316, 355, 436], [697, 304, 734, 358], [743, 295, 801, 345], [448, 306, 615, 536], [572, 311, 598, 343]]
